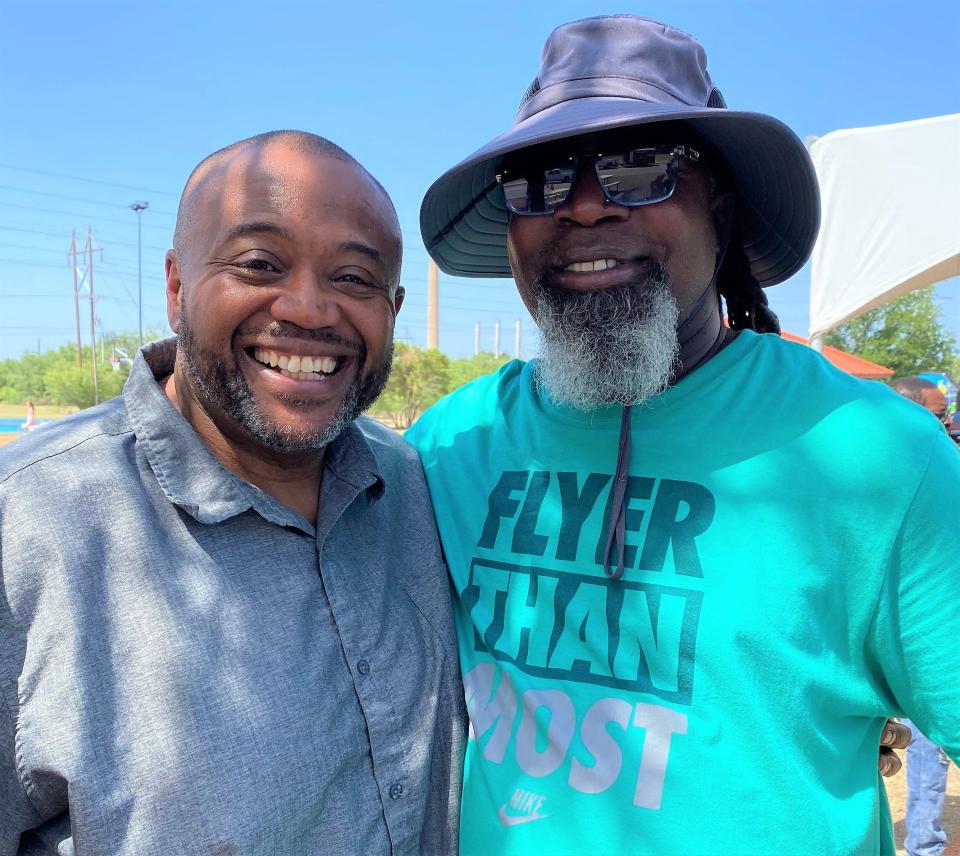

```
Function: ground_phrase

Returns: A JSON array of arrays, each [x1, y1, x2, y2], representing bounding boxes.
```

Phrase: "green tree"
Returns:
[[826, 287, 957, 377], [371, 344, 452, 429], [448, 352, 512, 393], [0, 340, 132, 408], [42, 359, 128, 409]]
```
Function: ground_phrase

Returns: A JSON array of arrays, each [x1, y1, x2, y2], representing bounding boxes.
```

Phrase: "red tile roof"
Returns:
[[780, 331, 894, 379]]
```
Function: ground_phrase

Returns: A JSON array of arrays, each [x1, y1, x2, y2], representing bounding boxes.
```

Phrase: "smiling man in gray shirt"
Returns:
[[0, 131, 466, 855]]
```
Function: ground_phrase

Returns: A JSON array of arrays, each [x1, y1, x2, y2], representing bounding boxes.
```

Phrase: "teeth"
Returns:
[[252, 350, 339, 377], [280, 369, 321, 380], [565, 259, 618, 273]]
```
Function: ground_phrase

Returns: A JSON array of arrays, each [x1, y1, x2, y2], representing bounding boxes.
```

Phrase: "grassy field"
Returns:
[[0, 403, 72, 420]]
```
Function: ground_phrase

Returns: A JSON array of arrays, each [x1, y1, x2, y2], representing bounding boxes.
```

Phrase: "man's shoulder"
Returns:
[[748, 332, 904, 406], [410, 359, 528, 443], [354, 415, 417, 463], [747, 332, 948, 453], [0, 397, 132, 489]]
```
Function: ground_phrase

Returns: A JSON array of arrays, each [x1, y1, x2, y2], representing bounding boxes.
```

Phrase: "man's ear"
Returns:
[[165, 250, 184, 333], [392, 284, 405, 317]]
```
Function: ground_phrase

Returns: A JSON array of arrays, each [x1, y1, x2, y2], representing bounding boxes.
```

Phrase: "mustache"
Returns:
[[534, 260, 668, 299], [232, 322, 364, 355]]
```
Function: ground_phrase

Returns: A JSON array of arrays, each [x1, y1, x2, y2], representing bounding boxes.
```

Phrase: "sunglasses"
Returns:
[[496, 144, 701, 216]]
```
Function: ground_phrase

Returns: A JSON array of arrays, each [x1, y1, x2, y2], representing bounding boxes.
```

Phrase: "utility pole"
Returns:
[[494, 320, 501, 358], [85, 227, 100, 405], [130, 201, 149, 347], [515, 319, 522, 358], [69, 230, 83, 367], [426, 259, 439, 349], [474, 322, 481, 356]]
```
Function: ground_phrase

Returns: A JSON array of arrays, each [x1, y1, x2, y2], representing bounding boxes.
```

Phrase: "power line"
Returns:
[[0, 224, 169, 254], [0, 201, 173, 231], [99, 260, 165, 283], [0, 258, 69, 268], [0, 163, 179, 197], [0, 242, 70, 256], [0, 183, 176, 217], [0, 293, 67, 298], [0, 325, 78, 332], [0, 224, 71, 240]]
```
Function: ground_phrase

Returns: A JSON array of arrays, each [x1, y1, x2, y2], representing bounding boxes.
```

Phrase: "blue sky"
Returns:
[[1, 0, 958, 361]]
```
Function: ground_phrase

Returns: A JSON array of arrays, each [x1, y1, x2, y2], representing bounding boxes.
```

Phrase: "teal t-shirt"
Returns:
[[407, 331, 960, 856]]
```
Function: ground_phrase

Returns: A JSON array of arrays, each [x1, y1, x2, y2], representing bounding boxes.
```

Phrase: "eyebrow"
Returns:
[[339, 240, 386, 267], [219, 225, 385, 267], [221, 221, 294, 243]]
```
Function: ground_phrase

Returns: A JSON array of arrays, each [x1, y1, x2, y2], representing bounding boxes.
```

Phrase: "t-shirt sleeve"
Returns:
[[868, 429, 960, 760], [404, 408, 434, 456]]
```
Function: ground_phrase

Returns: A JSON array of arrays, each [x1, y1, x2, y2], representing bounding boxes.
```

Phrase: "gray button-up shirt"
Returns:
[[0, 340, 466, 856]]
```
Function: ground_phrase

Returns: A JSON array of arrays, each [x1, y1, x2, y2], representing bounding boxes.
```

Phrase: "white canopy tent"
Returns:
[[808, 113, 960, 342]]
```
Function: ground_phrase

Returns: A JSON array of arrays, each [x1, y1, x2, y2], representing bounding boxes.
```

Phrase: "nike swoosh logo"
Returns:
[[497, 806, 550, 827]]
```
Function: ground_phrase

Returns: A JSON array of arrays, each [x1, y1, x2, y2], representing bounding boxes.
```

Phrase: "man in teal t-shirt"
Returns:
[[411, 15, 959, 856]]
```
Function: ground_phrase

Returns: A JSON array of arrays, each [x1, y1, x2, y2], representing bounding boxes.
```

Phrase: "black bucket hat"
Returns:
[[420, 14, 820, 288]]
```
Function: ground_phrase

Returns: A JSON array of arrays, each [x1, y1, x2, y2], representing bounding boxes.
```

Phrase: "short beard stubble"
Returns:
[[532, 262, 681, 409], [177, 310, 393, 452]]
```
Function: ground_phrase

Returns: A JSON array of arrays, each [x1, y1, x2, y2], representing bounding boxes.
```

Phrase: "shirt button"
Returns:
[[389, 783, 404, 800], [357, 658, 370, 676]]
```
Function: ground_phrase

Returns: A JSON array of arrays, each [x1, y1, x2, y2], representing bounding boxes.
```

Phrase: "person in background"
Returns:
[[892, 376, 956, 856], [893, 377, 950, 425]]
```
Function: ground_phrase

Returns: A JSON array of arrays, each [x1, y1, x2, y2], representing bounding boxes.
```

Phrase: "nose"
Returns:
[[270, 269, 345, 330], [554, 158, 630, 228]]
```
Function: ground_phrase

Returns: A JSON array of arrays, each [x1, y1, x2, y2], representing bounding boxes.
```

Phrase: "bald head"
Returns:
[[892, 377, 938, 405], [173, 131, 399, 271], [893, 376, 948, 419], [163, 131, 406, 458]]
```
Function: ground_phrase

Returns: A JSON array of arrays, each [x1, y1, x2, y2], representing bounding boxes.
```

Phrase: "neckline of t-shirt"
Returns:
[[530, 329, 764, 426]]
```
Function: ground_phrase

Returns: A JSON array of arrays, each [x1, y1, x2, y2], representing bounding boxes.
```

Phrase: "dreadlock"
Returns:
[[679, 123, 781, 336], [716, 221, 781, 334]]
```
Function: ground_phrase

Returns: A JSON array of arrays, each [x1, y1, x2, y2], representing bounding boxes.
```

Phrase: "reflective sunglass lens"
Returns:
[[502, 165, 576, 214], [500, 147, 682, 214], [502, 180, 537, 213], [596, 152, 677, 205]]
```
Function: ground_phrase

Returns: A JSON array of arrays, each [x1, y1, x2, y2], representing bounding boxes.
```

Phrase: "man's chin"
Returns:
[[234, 388, 361, 454]]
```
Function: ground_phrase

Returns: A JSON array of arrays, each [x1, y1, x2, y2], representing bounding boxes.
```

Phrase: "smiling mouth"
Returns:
[[248, 347, 347, 381], [563, 258, 620, 273]]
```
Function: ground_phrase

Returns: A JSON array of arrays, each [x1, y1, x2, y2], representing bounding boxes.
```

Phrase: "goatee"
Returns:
[[176, 311, 393, 452], [532, 263, 680, 409]]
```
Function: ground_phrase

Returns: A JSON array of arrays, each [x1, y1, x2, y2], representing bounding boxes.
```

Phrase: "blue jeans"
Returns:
[[903, 719, 950, 856]]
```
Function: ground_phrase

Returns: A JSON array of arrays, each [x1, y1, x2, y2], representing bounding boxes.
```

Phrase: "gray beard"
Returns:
[[532, 265, 680, 409], [177, 310, 392, 453]]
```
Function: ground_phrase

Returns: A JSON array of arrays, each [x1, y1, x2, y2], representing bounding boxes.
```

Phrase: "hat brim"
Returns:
[[420, 97, 820, 287]]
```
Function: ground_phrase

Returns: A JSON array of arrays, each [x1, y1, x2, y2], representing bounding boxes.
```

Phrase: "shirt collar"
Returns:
[[123, 338, 385, 531]]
